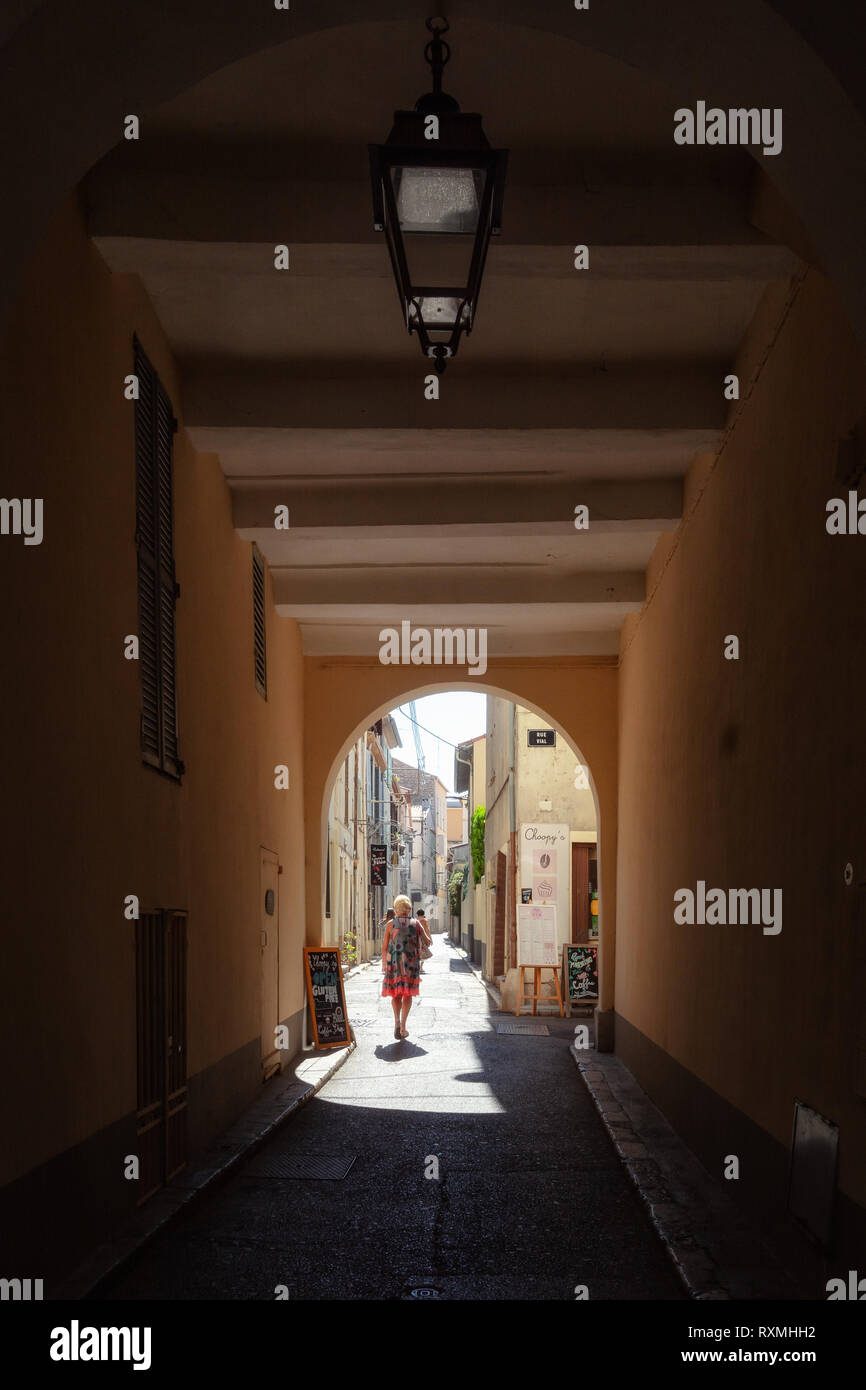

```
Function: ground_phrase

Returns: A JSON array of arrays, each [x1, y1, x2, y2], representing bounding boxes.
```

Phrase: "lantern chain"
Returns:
[[424, 16, 451, 95]]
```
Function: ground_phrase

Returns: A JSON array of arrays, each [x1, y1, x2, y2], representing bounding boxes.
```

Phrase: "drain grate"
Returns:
[[495, 1021, 550, 1036], [244, 1152, 357, 1180]]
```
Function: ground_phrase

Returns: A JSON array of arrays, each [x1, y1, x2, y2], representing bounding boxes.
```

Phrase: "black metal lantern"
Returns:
[[369, 17, 508, 373]]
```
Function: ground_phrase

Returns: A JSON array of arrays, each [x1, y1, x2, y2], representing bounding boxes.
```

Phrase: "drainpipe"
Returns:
[[352, 741, 359, 954], [509, 703, 518, 969], [455, 744, 472, 944]]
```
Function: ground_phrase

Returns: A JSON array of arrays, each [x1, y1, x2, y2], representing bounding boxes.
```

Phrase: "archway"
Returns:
[[302, 653, 618, 1032], [1, 3, 865, 346]]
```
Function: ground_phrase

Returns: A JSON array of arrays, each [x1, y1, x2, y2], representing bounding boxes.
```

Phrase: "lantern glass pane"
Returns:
[[391, 166, 486, 233], [412, 296, 463, 328]]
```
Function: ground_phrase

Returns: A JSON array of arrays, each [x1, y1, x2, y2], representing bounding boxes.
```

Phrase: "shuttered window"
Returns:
[[134, 337, 182, 778], [252, 544, 267, 699]]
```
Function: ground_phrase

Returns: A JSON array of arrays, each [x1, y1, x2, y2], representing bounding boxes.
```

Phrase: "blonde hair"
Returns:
[[393, 895, 412, 915]]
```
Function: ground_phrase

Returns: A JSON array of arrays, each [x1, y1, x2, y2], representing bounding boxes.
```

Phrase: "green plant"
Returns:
[[448, 866, 467, 916], [341, 927, 359, 967], [470, 806, 486, 885]]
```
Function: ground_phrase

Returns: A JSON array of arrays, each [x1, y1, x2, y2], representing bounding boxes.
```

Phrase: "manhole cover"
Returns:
[[407, 1286, 443, 1299], [244, 1152, 356, 1180], [495, 1022, 550, 1036]]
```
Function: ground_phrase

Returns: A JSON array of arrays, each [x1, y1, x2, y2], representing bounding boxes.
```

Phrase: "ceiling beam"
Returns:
[[231, 476, 682, 531], [184, 363, 727, 431], [270, 569, 646, 607], [298, 624, 623, 658], [94, 235, 796, 284], [192, 426, 714, 480], [85, 151, 775, 250]]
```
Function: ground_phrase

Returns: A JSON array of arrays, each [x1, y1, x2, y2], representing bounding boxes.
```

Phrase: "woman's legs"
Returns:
[[399, 996, 413, 1035], [391, 996, 401, 1034]]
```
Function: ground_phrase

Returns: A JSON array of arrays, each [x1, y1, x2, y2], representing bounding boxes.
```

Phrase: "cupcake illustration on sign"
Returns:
[[536, 878, 554, 899]]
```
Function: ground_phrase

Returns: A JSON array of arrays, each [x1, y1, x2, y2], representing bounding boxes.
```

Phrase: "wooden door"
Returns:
[[571, 843, 590, 941], [164, 911, 188, 1181], [493, 850, 507, 976], [135, 909, 188, 1203], [260, 848, 281, 1081]]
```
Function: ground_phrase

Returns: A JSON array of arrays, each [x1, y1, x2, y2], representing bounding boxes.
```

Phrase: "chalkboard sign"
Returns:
[[303, 948, 351, 1049], [564, 943, 599, 1002]]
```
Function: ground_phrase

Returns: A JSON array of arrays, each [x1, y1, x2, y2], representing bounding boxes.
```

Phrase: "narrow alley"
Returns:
[[2, 3, 865, 1364], [95, 937, 683, 1302]]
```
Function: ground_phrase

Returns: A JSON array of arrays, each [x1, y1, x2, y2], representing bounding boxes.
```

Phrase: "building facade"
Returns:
[[483, 700, 598, 994], [324, 715, 407, 963], [392, 758, 449, 932], [454, 733, 488, 966]]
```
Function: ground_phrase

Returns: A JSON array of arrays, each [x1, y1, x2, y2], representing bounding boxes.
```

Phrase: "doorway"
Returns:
[[260, 847, 281, 1081], [135, 909, 188, 1203]]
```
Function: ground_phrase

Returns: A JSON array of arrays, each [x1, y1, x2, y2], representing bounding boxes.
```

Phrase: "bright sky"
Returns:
[[389, 691, 486, 793]]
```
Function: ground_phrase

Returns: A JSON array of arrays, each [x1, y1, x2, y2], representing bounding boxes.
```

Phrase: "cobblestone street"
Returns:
[[98, 937, 684, 1301]]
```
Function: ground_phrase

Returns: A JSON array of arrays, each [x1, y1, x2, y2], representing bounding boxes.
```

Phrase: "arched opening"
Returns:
[[312, 677, 609, 1026]]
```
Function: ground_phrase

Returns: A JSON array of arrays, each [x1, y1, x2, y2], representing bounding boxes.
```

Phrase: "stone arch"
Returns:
[[1, 3, 865, 343]]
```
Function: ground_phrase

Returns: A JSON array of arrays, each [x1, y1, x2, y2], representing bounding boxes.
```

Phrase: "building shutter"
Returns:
[[252, 545, 267, 698], [134, 337, 181, 777]]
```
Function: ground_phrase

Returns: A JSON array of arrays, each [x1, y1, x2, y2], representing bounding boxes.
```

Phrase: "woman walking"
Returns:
[[381, 895, 422, 1038]]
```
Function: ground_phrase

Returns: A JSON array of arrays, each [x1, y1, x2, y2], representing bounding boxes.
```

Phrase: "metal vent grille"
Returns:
[[495, 1022, 550, 1036], [244, 1152, 356, 1180]]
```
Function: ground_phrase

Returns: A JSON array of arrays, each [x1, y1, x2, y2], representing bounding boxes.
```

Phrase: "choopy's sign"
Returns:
[[520, 823, 568, 928]]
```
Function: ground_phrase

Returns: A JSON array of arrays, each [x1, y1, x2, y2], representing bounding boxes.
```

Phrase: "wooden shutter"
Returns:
[[252, 544, 267, 698], [134, 337, 181, 777]]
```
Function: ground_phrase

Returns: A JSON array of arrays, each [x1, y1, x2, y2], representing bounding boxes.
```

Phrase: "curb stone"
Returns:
[[56, 1039, 356, 1300], [570, 1047, 808, 1301]]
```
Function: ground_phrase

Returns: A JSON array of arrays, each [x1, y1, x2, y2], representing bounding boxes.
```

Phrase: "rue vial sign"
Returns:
[[528, 729, 556, 747]]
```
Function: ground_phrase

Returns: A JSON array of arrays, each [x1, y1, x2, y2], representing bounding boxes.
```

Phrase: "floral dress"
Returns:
[[382, 915, 421, 997]]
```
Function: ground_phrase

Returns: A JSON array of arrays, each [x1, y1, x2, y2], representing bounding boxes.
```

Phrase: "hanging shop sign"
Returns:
[[370, 844, 388, 886]]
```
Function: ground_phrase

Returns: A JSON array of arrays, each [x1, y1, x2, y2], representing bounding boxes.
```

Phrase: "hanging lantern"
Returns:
[[369, 16, 508, 373]]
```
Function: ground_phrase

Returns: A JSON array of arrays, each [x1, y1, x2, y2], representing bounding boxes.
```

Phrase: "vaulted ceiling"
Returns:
[[85, 18, 804, 657]]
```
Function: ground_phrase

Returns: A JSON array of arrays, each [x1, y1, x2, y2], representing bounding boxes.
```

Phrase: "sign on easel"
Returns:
[[517, 904, 558, 965], [303, 947, 351, 1048]]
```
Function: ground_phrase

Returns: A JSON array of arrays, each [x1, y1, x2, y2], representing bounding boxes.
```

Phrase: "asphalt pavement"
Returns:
[[97, 935, 685, 1301]]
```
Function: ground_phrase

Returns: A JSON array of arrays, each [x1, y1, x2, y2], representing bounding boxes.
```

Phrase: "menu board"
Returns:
[[303, 947, 351, 1048], [564, 943, 599, 1001], [517, 904, 558, 965]]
